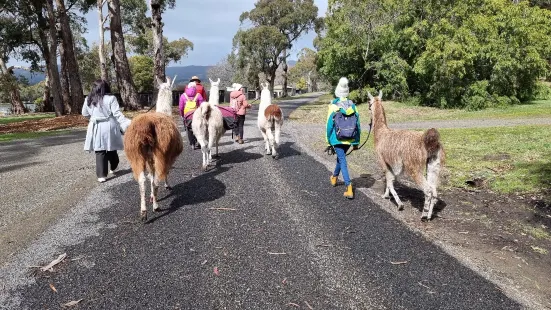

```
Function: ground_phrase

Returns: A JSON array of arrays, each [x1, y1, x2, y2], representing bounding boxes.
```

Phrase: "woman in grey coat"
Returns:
[[82, 80, 131, 182]]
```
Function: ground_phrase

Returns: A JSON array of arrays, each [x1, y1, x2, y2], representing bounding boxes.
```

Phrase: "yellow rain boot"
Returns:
[[330, 175, 338, 187], [343, 184, 353, 199]]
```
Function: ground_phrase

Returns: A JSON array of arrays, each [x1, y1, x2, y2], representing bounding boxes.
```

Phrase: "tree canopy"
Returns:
[[317, 0, 551, 109]]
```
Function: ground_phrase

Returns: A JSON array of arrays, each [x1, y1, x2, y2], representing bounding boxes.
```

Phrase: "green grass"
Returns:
[[0, 130, 70, 143], [0, 113, 55, 125], [289, 94, 551, 124], [440, 125, 551, 194]]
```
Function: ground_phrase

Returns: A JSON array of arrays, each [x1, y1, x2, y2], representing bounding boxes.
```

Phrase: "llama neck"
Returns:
[[372, 99, 389, 141], [258, 101, 271, 114], [156, 89, 173, 115], [209, 87, 219, 106]]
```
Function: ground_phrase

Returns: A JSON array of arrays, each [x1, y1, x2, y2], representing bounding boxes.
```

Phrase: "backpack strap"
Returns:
[[184, 94, 190, 101], [193, 94, 199, 101]]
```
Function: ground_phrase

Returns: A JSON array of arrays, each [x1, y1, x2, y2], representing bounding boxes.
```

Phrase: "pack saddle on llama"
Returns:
[[258, 82, 283, 158], [368, 91, 445, 220], [124, 75, 183, 221], [191, 78, 226, 171]]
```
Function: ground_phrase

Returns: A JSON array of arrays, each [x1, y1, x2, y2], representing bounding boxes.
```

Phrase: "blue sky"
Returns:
[[9, 0, 327, 67]]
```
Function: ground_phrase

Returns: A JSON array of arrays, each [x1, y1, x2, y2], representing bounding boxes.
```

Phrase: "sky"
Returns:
[[8, 0, 328, 67]]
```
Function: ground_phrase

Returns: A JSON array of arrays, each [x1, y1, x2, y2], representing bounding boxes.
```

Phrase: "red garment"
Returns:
[[186, 83, 208, 102], [230, 90, 251, 115]]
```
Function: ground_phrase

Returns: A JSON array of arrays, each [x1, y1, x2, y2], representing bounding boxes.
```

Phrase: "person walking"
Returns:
[[230, 84, 251, 144], [179, 82, 205, 149], [186, 76, 208, 101], [325, 77, 361, 199], [82, 80, 131, 183]]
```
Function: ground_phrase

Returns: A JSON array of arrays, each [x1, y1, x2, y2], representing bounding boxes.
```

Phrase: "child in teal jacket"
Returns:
[[325, 77, 361, 199]]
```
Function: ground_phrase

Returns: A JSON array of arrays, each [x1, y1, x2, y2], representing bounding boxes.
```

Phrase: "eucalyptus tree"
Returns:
[[235, 0, 319, 94]]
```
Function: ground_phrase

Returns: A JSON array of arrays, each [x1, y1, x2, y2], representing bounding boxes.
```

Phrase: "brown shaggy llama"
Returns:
[[369, 91, 445, 220], [124, 76, 183, 221]]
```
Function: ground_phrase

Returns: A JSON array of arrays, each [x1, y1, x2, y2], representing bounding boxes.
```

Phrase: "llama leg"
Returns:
[[201, 148, 209, 171], [273, 123, 281, 158], [265, 127, 276, 158], [385, 170, 403, 210], [138, 171, 147, 221], [382, 169, 391, 199], [423, 158, 441, 220], [164, 177, 172, 190], [150, 173, 160, 212], [260, 129, 270, 155]]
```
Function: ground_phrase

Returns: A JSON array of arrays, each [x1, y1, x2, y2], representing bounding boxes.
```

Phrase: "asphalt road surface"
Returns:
[[0, 94, 520, 309]]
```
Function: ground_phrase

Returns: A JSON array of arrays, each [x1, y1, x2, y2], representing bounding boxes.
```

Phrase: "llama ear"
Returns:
[[378, 90, 383, 100], [217, 78, 220, 84], [166, 76, 171, 86], [155, 77, 164, 88], [209, 78, 214, 84], [171, 75, 177, 88], [367, 92, 374, 100]]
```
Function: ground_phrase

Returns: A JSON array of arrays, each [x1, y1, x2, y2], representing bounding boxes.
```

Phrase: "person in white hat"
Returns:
[[325, 77, 361, 199], [229, 83, 251, 144]]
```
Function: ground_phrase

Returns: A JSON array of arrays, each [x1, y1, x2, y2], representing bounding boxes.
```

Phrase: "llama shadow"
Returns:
[[0, 161, 43, 174], [350, 174, 377, 189], [216, 146, 264, 166], [390, 183, 448, 218], [217, 137, 265, 147], [108, 168, 132, 181], [273, 142, 302, 160], [145, 166, 230, 224]]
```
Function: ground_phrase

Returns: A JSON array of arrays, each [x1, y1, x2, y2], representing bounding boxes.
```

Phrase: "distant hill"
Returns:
[[13, 69, 46, 85], [13, 62, 298, 86]]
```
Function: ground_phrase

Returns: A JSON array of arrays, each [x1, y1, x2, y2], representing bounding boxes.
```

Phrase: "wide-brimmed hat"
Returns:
[[233, 83, 243, 91], [190, 76, 201, 83]]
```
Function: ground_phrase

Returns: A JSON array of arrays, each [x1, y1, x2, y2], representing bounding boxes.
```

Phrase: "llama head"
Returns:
[[367, 90, 383, 106], [208, 78, 221, 105], [156, 75, 178, 92], [260, 82, 272, 105]]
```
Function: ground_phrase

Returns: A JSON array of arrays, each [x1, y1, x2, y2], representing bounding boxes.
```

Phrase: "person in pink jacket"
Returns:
[[230, 84, 251, 144], [179, 82, 204, 149]]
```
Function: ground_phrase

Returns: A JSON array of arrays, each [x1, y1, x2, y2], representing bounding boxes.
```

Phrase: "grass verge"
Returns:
[[0, 130, 71, 143], [0, 113, 55, 125], [289, 94, 551, 124]]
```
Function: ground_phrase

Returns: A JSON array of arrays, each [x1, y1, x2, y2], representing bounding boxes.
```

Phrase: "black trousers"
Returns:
[[186, 125, 197, 145], [233, 115, 246, 139], [95, 151, 119, 178]]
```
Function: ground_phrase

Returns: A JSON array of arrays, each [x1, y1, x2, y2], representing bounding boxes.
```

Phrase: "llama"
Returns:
[[257, 82, 283, 158], [191, 78, 226, 171], [124, 75, 183, 221], [368, 91, 445, 220]]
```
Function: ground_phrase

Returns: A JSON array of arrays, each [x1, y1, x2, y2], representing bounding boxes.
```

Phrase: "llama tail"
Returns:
[[423, 128, 442, 159], [200, 103, 212, 121]]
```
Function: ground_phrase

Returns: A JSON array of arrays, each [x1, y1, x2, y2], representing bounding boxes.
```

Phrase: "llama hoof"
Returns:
[[381, 194, 389, 199], [149, 196, 154, 203], [165, 186, 173, 190], [153, 206, 161, 212], [265, 151, 272, 156], [201, 165, 208, 172], [140, 211, 148, 222], [397, 204, 404, 211], [272, 154, 279, 159]]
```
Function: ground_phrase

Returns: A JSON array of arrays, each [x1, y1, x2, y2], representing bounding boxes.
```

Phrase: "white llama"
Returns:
[[191, 78, 226, 170], [257, 82, 283, 158]]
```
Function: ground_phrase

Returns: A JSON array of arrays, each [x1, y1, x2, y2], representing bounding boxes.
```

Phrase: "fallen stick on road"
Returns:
[[390, 261, 408, 265], [268, 252, 287, 255], [41, 253, 67, 272], [208, 208, 237, 211]]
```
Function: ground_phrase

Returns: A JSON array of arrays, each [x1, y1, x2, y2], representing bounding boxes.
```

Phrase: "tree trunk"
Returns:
[[55, 0, 85, 114], [107, 0, 139, 110], [43, 72, 52, 112], [40, 0, 64, 116], [282, 49, 288, 97], [98, 0, 108, 81], [150, 0, 165, 84], [58, 38, 73, 113], [0, 59, 27, 114], [307, 71, 313, 93]]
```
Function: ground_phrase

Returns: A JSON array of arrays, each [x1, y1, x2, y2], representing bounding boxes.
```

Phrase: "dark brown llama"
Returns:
[[369, 91, 445, 220]]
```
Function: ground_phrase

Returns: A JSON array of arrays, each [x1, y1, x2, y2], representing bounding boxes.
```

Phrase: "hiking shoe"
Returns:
[[343, 184, 353, 199], [330, 175, 338, 187], [98, 178, 106, 183]]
